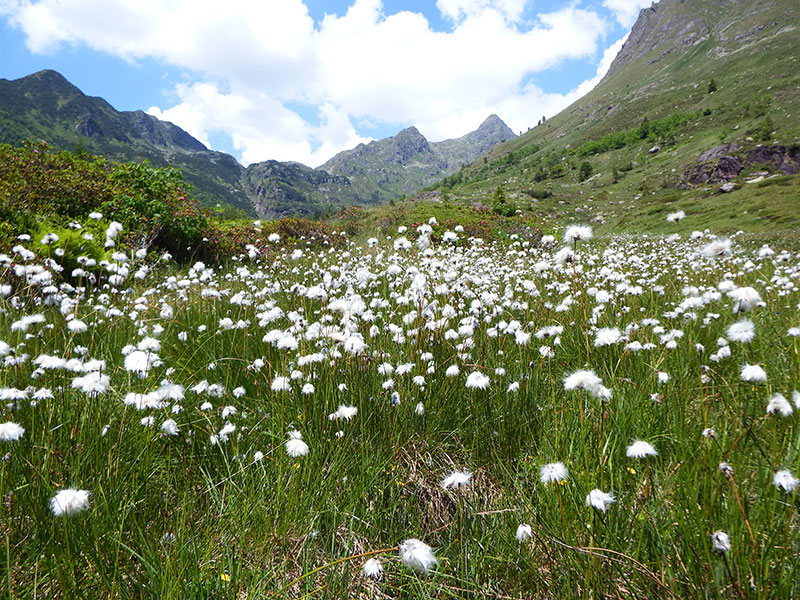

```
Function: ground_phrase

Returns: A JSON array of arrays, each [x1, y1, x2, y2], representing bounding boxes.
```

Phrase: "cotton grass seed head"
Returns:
[[362, 558, 383, 580], [585, 489, 616, 512], [50, 488, 91, 517], [626, 440, 657, 459], [515, 524, 532, 542], [740, 364, 767, 382], [441, 470, 472, 489], [285, 431, 309, 458], [773, 469, 799, 493], [0, 422, 25, 442], [540, 462, 568, 484], [399, 538, 437, 574], [711, 530, 731, 553]]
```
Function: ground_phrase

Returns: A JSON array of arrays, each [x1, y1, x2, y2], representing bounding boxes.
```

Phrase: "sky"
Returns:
[[0, 0, 653, 167]]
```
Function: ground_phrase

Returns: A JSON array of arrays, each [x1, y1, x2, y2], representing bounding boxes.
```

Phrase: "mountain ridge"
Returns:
[[0, 69, 515, 218]]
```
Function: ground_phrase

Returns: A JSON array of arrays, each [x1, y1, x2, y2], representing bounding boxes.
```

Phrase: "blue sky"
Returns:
[[0, 0, 650, 166]]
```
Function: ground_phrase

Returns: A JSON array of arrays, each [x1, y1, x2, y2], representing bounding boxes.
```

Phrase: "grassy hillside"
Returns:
[[416, 0, 800, 236]]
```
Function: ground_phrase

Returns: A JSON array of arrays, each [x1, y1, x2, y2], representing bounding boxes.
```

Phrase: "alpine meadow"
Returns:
[[1, 0, 800, 598]]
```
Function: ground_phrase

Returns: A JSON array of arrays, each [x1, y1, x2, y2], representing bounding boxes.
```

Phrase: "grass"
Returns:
[[0, 221, 798, 599]]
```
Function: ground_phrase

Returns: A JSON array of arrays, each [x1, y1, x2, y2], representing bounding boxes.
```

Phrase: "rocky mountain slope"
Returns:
[[0, 70, 514, 218], [0, 70, 248, 213], [434, 0, 800, 234], [244, 115, 516, 218]]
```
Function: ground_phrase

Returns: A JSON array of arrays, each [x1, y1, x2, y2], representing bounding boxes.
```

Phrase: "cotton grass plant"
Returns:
[[0, 225, 798, 598]]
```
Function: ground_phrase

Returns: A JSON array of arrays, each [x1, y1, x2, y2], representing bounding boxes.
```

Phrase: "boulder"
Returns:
[[719, 182, 736, 193]]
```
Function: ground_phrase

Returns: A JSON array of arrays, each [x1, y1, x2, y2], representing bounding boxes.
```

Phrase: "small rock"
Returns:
[[649, 145, 660, 154], [719, 182, 736, 193]]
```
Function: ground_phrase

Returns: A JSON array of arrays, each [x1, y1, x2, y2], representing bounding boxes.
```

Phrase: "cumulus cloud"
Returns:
[[603, 0, 651, 27], [1, 0, 617, 166]]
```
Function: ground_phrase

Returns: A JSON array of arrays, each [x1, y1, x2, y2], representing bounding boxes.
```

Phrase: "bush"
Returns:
[[491, 186, 517, 217]]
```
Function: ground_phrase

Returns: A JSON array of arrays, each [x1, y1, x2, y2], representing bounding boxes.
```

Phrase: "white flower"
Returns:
[[515, 523, 533, 542], [540, 462, 568, 484], [362, 558, 383, 580], [564, 370, 602, 391], [0, 422, 25, 442], [710, 530, 731, 553], [272, 376, 291, 391], [773, 469, 798, 493], [161, 419, 180, 436], [626, 440, 657, 459], [50, 488, 91, 516], [441, 470, 472, 489], [329, 405, 358, 421], [702, 238, 731, 259], [563, 225, 593, 244], [399, 538, 437, 574], [124, 350, 162, 377], [415, 402, 425, 416], [585, 489, 616, 512], [285, 431, 309, 458], [728, 287, 762, 313], [465, 371, 490, 390], [726, 319, 755, 343], [445, 365, 460, 377], [740, 364, 767, 382], [594, 328, 621, 347], [766, 394, 793, 417]]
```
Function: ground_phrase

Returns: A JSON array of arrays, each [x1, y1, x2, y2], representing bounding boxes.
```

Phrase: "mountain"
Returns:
[[244, 115, 516, 218], [436, 0, 800, 234], [0, 70, 248, 213], [0, 70, 515, 219]]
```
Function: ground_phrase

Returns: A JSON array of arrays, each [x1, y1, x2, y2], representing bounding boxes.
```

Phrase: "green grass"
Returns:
[[1, 223, 798, 598]]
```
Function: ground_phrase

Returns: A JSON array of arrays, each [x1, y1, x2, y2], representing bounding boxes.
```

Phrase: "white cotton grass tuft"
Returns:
[[0, 422, 25, 442], [272, 376, 291, 391], [539, 462, 568, 484], [710, 530, 731, 553], [563, 225, 593, 244], [594, 327, 621, 347], [728, 286, 762, 313], [740, 364, 767, 382], [465, 371, 490, 389], [362, 557, 383, 580], [766, 394, 793, 417], [726, 319, 755, 343], [328, 405, 358, 421], [585, 489, 616, 512], [50, 488, 91, 516], [441, 470, 472, 489], [161, 419, 180, 436], [398, 538, 438, 574], [563, 369, 612, 401], [773, 469, 799, 493], [515, 523, 533, 542], [285, 430, 309, 458], [626, 440, 657, 459], [702, 238, 732, 259]]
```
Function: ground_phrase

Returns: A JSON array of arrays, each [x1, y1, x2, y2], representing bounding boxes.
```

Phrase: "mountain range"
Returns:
[[431, 0, 800, 234], [0, 71, 514, 218]]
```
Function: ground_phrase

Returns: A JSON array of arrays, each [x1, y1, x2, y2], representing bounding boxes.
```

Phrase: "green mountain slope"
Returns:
[[435, 0, 800, 234], [243, 115, 516, 218], [0, 70, 249, 214], [0, 71, 516, 220]]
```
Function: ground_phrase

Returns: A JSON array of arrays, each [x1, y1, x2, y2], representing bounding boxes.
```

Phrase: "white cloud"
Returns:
[[436, 0, 530, 23], [2, 0, 615, 166], [603, 0, 651, 27]]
